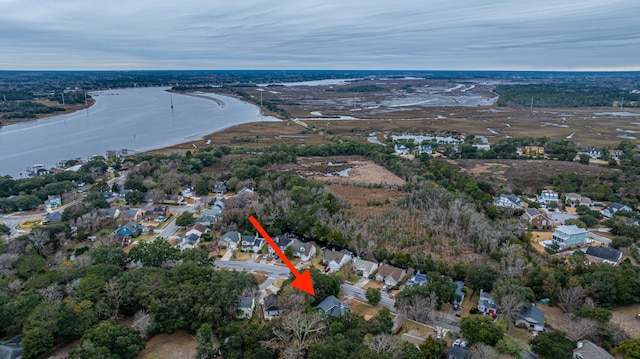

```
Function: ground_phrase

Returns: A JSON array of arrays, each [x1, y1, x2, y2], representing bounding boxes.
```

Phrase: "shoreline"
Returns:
[[0, 98, 96, 127]]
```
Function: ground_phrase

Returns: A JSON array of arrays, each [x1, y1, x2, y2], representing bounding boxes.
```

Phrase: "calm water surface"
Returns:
[[0, 87, 272, 178]]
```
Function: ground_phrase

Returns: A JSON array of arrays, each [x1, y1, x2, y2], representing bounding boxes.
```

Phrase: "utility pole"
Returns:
[[61, 92, 65, 106]]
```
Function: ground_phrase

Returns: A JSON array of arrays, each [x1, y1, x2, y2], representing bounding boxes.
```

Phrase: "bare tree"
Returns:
[[38, 284, 63, 307], [73, 254, 95, 269], [556, 286, 585, 313], [263, 312, 327, 359], [28, 228, 50, 255], [555, 314, 599, 342], [497, 294, 525, 329], [365, 334, 401, 358], [5, 279, 24, 294], [65, 278, 81, 299], [474, 343, 500, 359], [396, 291, 438, 325], [0, 253, 20, 271], [132, 310, 154, 339]]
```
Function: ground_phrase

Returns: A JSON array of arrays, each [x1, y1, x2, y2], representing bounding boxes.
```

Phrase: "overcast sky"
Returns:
[[1, 0, 638, 71]]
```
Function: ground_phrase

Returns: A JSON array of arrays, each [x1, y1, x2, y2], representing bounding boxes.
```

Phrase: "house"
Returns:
[[42, 212, 63, 225], [521, 208, 551, 229], [580, 196, 593, 207], [181, 186, 194, 198], [241, 233, 265, 253], [186, 223, 209, 238], [201, 207, 222, 219], [588, 149, 602, 159], [144, 206, 170, 220], [538, 189, 559, 206], [236, 296, 255, 319], [447, 346, 473, 359], [322, 250, 353, 271], [453, 281, 465, 309], [585, 245, 623, 266], [602, 202, 632, 218], [565, 193, 582, 208], [478, 289, 497, 317], [552, 225, 587, 248], [121, 208, 143, 221], [263, 294, 282, 319], [0, 334, 23, 359], [116, 221, 144, 237], [100, 207, 121, 220], [375, 264, 407, 287], [163, 194, 183, 205], [406, 271, 427, 287], [237, 187, 255, 196], [610, 149, 624, 161], [394, 143, 409, 155], [573, 340, 614, 359], [45, 194, 62, 209], [316, 295, 350, 316], [494, 194, 524, 209], [352, 257, 378, 278], [419, 144, 433, 155], [195, 214, 217, 227], [177, 234, 200, 251], [212, 181, 228, 194], [219, 231, 241, 250], [515, 304, 545, 332], [523, 145, 545, 157], [268, 235, 293, 256], [291, 242, 316, 262]]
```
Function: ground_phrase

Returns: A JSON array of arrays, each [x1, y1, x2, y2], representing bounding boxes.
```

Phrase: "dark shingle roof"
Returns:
[[447, 346, 473, 359], [585, 246, 622, 262], [518, 305, 545, 325]]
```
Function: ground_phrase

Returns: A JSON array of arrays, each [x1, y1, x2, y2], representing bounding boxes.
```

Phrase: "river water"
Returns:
[[0, 87, 273, 178]]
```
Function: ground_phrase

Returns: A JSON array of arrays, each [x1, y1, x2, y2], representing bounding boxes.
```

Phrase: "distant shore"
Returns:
[[0, 98, 96, 127]]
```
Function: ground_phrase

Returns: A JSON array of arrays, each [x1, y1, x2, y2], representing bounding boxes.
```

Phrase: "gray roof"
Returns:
[[454, 281, 465, 299], [447, 346, 473, 359], [556, 224, 587, 235], [237, 296, 254, 309], [585, 246, 622, 262], [573, 340, 614, 359], [273, 236, 292, 248], [609, 202, 630, 211], [316, 295, 345, 316], [525, 208, 540, 216], [518, 304, 545, 325], [323, 250, 348, 264], [220, 231, 241, 243], [264, 294, 278, 311], [502, 194, 523, 205], [182, 234, 199, 246], [352, 257, 377, 273], [0, 335, 23, 359]]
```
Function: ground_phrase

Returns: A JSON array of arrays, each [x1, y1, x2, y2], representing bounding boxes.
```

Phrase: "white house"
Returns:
[[538, 189, 559, 206], [177, 234, 200, 251], [352, 257, 378, 278], [478, 290, 497, 317], [291, 242, 316, 262], [322, 250, 352, 271], [602, 202, 632, 218], [494, 194, 524, 209], [219, 231, 241, 250]]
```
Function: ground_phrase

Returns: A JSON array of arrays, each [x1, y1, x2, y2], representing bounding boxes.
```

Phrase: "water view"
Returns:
[[0, 87, 271, 178]]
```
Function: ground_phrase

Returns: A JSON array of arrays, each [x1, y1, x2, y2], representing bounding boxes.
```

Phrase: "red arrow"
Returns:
[[248, 215, 315, 296]]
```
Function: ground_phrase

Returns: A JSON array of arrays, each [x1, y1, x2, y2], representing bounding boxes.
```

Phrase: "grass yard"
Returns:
[[344, 298, 384, 319], [138, 330, 197, 359], [611, 304, 640, 338], [19, 217, 43, 229], [232, 251, 252, 261]]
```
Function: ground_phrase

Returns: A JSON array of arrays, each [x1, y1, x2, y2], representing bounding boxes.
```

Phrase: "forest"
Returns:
[[495, 83, 640, 108]]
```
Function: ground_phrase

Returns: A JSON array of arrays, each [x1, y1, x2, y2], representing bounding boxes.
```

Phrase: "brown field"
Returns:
[[138, 330, 197, 359], [441, 158, 616, 193], [611, 304, 640, 338], [327, 184, 404, 217]]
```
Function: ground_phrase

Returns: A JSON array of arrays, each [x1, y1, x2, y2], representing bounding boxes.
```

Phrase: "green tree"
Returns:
[[195, 180, 209, 196], [614, 338, 640, 359], [496, 336, 529, 358], [70, 320, 145, 359], [180, 247, 214, 265], [22, 327, 54, 359], [460, 315, 504, 346], [175, 211, 195, 227], [89, 246, 128, 267], [125, 190, 145, 204], [128, 237, 177, 267], [196, 323, 216, 359], [530, 330, 574, 359], [418, 336, 447, 359], [0, 222, 10, 235], [16, 254, 46, 279], [366, 288, 382, 306]]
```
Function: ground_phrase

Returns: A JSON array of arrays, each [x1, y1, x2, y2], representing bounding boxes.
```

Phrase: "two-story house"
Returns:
[[552, 225, 587, 248]]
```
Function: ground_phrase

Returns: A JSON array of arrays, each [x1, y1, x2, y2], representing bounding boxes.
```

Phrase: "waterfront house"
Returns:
[[552, 225, 587, 248]]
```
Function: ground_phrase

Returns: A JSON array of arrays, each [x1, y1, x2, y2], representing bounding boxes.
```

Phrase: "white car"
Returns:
[[453, 339, 461, 346]]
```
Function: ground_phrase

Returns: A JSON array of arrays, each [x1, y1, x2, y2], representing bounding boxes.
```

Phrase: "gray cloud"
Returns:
[[0, 0, 638, 70]]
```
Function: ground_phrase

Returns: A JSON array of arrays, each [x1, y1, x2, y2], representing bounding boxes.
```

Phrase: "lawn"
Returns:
[[344, 298, 385, 320], [138, 330, 197, 359], [233, 251, 252, 261]]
